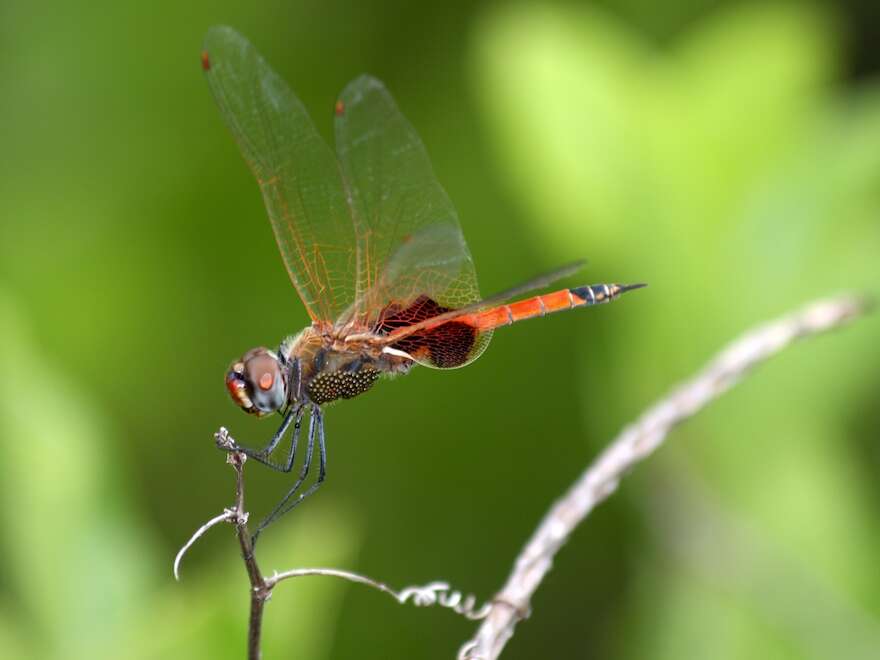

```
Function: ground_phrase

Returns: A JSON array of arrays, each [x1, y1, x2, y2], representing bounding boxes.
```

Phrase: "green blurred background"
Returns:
[[1, 1, 878, 658]]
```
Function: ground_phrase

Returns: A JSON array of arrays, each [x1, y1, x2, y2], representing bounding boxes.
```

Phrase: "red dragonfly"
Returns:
[[202, 27, 644, 540]]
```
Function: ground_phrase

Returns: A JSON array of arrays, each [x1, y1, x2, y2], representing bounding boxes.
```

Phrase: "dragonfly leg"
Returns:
[[277, 412, 302, 472], [252, 405, 327, 543], [216, 404, 304, 472]]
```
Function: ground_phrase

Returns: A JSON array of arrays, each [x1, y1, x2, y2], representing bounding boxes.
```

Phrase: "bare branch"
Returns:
[[458, 294, 870, 660], [179, 425, 494, 658], [218, 435, 270, 660], [174, 428, 268, 660]]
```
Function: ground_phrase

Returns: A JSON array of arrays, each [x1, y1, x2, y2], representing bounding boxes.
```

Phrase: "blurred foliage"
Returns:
[[474, 2, 880, 658], [0, 1, 877, 659]]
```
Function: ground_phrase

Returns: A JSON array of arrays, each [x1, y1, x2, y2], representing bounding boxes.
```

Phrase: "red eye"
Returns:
[[226, 370, 254, 412], [259, 372, 274, 390]]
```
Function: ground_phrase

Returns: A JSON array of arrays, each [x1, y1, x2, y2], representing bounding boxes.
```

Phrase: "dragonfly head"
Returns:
[[226, 347, 288, 417]]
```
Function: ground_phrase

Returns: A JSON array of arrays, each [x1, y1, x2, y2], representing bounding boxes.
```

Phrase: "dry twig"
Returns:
[[175, 430, 268, 660], [268, 569, 493, 619], [175, 433, 492, 658], [458, 294, 869, 660], [173, 509, 236, 581]]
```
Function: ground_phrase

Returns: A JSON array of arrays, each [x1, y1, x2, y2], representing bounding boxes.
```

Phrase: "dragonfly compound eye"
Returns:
[[226, 347, 287, 416]]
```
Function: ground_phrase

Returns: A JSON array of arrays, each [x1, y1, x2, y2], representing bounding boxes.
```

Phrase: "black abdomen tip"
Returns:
[[570, 282, 647, 305]]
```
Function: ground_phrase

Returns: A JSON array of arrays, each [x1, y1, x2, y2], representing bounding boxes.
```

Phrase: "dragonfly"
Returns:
[[202, 26, 645, 541]]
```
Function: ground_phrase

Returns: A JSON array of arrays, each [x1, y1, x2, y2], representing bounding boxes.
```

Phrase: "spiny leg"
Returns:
[[253, 406, 327, 542], [217, 405, 294, 459], [266, 409, 327, 521], [252, 407, 318, 542], [217, 404, 304, 472], [278, 409, 304, 472]]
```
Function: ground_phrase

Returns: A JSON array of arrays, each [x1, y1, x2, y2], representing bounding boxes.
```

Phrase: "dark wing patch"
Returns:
[[377, 296, 477, 369]]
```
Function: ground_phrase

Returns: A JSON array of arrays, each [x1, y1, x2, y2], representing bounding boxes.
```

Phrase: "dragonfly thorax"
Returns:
[[282, 326, 411, 406]]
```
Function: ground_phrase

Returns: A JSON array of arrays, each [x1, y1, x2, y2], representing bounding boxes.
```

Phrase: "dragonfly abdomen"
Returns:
[[473, 283, 645, 332]]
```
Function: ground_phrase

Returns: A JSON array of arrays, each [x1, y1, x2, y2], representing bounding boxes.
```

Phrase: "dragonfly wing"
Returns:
[[203, 26, 356, 323], [334, 77, 484, 337]]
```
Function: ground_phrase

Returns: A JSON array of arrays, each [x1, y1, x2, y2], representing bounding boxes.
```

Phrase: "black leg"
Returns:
[[219, 404, 304, 472], [268, 408, 327, 519], [278, 409, 303, 472], [224, 405, 295, 458], [279, 409, 327, 513], [252, 407, 317, 542], [252, 405, 327, 542]]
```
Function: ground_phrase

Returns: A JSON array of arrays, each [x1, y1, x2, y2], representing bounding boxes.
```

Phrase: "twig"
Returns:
[[174, 428, 268, 660], [217, 429, 269, 660], [458, 294, 870, 660], [268, 569, 493, 620], [173, 509, 236, 581], [175, 429, 494, 659]]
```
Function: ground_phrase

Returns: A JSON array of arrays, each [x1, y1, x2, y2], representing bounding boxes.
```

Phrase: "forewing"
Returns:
[[334, 76, 483, 338], [203, 26, 356, 322]]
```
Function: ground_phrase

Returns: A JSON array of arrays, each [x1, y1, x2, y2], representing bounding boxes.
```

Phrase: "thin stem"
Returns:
[[174, 430, 271, 659], [226, 451, 269, 660], [173, 509, 236, 581], [267, 568, 492, 620]]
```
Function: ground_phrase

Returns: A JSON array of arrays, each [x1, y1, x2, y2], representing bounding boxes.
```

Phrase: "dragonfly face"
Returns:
[[226, 347, 288, 417]]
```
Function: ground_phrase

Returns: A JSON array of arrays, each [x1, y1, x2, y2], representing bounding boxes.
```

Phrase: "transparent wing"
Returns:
[[202, 26, 356, 323], [334, 76, 483, 338]]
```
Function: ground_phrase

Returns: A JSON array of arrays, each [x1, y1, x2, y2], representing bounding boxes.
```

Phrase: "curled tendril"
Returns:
[[396, 582, 492, 620]]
